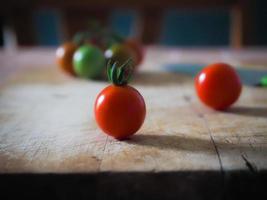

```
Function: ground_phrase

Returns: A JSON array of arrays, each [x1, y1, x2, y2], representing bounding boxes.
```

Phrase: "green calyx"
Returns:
[[72, 20, 126, 48], [107, 59, 133, 86], [73, 31, 91, 46]]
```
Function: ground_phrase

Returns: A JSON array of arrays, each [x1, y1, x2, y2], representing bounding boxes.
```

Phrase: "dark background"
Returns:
[[1, 0, 267, 48]]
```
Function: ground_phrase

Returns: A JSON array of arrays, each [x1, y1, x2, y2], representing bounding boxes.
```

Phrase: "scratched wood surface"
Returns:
[[0, 47, 267, 173]]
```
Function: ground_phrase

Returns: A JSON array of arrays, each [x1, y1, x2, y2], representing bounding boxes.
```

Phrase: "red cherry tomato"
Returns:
[[56, 42, 77, 76], [95, 85, 146, 139], [94, 60, 146, 140], [195, 63, 242, 110]]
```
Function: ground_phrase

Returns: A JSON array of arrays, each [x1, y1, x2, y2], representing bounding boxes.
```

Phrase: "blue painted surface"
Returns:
[[160, 9, 230, 46], [109, 10, 137, 37], [165, 63, 267, 85], [33, 10, 62, 46], [31, 9, 230, 46]]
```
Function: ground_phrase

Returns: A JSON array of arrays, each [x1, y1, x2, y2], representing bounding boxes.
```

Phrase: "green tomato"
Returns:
[[73, 45, 105, 79], [104, 44, 137, 66]]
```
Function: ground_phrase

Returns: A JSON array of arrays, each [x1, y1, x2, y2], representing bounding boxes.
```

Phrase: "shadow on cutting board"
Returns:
[[226, 106, 267, 118], [127, 134, 267, 153]]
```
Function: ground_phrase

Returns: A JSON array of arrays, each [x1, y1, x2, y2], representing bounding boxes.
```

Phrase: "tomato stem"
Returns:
[[107, 59, 133, 86], [72, 20, 126, 48]]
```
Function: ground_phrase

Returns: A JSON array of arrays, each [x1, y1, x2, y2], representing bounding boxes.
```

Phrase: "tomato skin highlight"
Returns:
[[56, 42, 77, 76], [195, 63, 242, 110], [94, 85, 146, 139]]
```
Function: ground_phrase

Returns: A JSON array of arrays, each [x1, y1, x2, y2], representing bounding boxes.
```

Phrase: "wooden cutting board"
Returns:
[[1, 63, 267, 173]]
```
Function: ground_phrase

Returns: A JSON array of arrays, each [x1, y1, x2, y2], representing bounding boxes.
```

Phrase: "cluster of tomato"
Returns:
[[56, 25, 243, 140], [56, 27, 144, 80]]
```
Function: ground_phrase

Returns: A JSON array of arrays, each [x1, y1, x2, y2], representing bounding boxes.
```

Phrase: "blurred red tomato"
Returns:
[[56, 42, 77, 76], [125, 39, 144, 66]]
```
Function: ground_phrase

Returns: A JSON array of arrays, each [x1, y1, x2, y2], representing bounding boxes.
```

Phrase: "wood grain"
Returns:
[[0, 48, 267, 173]]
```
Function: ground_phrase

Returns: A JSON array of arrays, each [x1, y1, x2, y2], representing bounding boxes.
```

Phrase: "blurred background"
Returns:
[[1, 0, 266, 49]]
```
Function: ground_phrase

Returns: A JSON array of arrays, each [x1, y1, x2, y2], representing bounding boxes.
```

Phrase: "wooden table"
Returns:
[[0, 47, 267, 199]]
